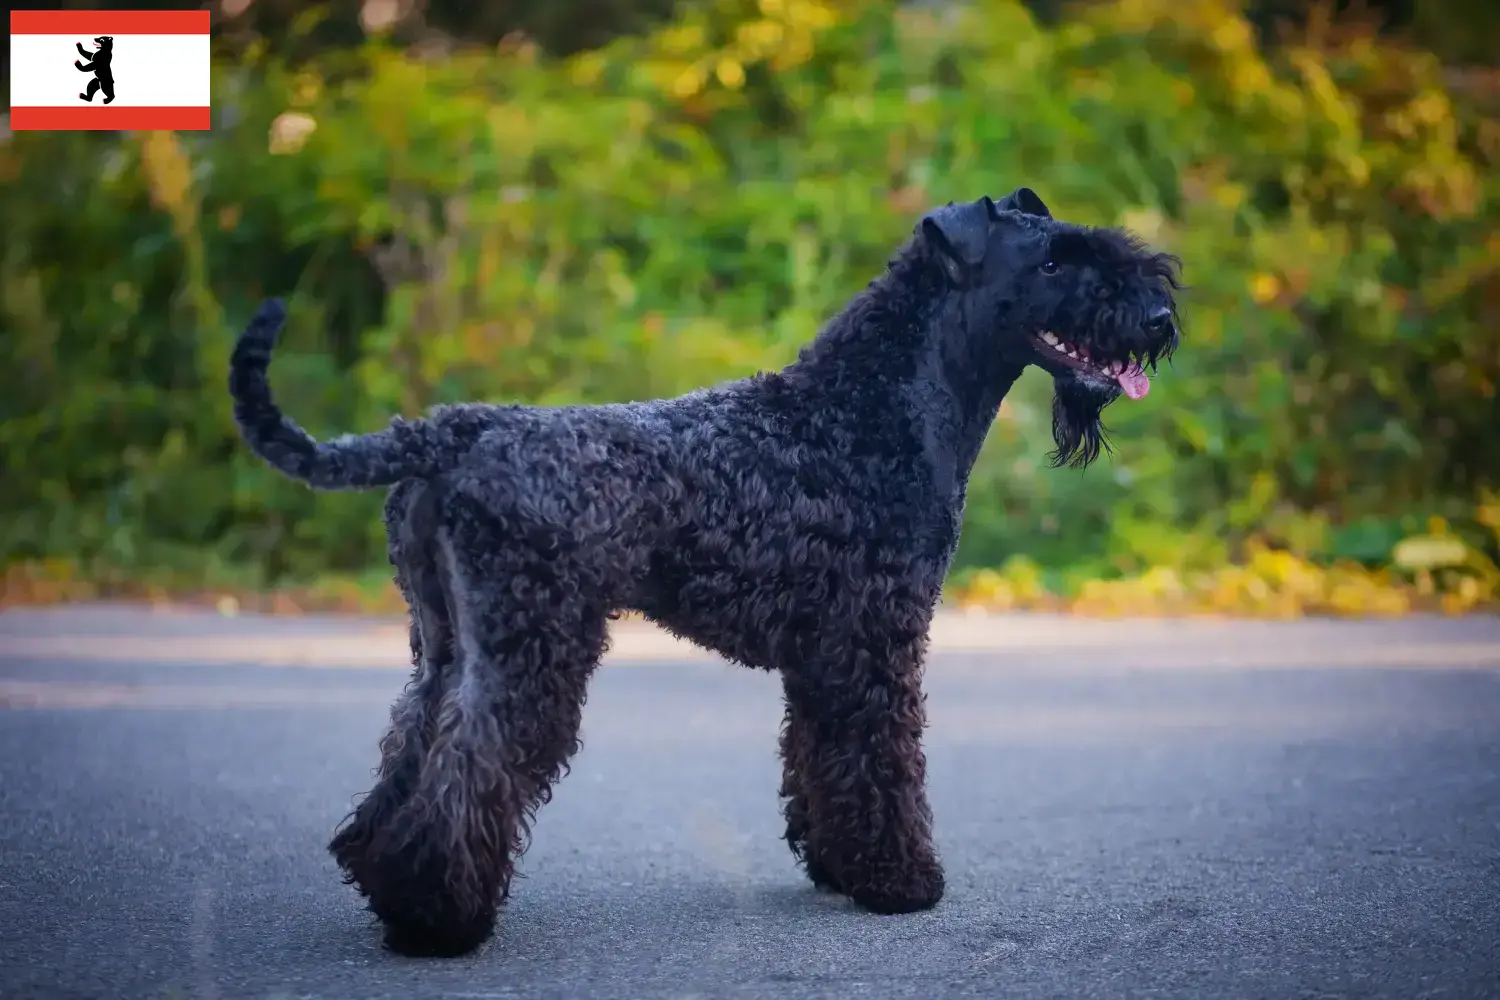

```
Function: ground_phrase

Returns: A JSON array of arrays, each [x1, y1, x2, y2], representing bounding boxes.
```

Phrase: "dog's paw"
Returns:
[[798, 852, 845, 894], [380, 909, 495, 958], [845, 859, 945, 915]]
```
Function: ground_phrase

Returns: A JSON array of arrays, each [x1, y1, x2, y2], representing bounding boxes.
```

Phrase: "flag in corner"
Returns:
[[9, 10, 212, 131]]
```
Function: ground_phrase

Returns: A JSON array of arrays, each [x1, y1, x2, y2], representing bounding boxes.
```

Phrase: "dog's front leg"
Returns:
[[779, 632, 945, 914], [778, 673, 843, 893]]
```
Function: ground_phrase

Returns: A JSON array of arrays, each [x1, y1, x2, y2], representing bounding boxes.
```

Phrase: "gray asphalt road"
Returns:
[[2, 609, 1498, 1000]]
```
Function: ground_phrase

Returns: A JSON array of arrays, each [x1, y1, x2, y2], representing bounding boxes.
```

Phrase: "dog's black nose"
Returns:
[[1145, 305, 1173, 333]]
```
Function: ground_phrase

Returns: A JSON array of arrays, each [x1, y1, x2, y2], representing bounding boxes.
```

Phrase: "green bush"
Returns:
[[1, 0, 1496, 600]]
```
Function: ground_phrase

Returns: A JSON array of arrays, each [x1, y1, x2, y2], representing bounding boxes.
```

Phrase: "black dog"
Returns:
[[75, 35, 115, 104], [229, 188, 1182, 957]]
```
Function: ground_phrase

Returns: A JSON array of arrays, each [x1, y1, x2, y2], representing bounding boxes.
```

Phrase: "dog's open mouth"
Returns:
[[1031, 331, 1152, 400]]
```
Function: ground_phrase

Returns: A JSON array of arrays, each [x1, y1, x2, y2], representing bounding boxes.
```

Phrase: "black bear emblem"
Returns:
[[75, 35, 115, 104]]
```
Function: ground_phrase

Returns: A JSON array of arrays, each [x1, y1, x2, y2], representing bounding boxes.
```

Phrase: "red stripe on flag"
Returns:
[[10, 106, 211, 131], [9, 10, 211, 34]]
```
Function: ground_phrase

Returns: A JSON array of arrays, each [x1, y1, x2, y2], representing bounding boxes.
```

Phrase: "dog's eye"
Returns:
[[1039, 260, 1060, 275]]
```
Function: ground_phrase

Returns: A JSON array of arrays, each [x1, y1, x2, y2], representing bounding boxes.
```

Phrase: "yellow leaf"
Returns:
[[1392, 535, 1469, 571], [1248, 272, 1281, 306], [670, 64, 705, 100], [138, 131, 192, 215], [716, 58, 746, 90]]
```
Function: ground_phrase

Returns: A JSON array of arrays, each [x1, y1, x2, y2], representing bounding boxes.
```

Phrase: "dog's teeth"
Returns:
[[1053, 342, 1068, 353], [1067, 350, 1079, 359], [1042, 332, 1059, 345]]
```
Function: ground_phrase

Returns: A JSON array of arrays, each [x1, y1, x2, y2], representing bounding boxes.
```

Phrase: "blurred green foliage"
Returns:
[[1, 0, 1496, 600]]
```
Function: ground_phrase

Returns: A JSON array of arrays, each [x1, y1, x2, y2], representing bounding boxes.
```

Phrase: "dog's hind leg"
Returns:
[[781, 624, 945, 915], [359, 493, 607, 957], [329, 481, 455, 898]]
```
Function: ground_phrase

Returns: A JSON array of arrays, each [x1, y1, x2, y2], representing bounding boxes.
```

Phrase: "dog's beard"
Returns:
[[1049, 378, 1114, 469]]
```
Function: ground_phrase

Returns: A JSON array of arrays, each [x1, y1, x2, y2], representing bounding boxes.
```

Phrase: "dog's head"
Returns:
[[92, 35, 113, 50], [917, 189, 1182, 468]]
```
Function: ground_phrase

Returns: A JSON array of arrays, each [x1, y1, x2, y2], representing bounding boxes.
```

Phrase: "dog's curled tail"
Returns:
[[230, 298, 453, 491]]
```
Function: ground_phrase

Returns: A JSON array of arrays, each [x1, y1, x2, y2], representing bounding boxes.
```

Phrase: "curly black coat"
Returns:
[[229, 188, 1182, 957]]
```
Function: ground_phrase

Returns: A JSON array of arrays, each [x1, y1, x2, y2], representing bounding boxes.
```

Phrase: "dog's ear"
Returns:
[[993, 187, 1052, 219], [919, 196, 995, 285]]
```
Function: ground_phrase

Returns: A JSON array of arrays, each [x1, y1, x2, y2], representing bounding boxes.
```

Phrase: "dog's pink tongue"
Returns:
[[1117, 366, 1151, 400]]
